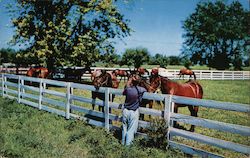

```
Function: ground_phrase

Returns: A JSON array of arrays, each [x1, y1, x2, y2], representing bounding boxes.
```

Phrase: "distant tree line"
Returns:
[[1, 45, 249, 69]]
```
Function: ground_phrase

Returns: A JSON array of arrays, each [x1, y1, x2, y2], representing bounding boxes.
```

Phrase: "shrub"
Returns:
[[142, 117, 168, 149]]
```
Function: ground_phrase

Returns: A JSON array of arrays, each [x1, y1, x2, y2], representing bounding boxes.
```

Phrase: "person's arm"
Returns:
[[125, 77, 133, 88], [123, 88, 127, 95]]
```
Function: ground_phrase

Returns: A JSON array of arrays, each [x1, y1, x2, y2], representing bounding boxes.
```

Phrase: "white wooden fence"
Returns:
[[1, 67, 250, 80], [92, 67, 250, 80], [0, 73, 249, 157]]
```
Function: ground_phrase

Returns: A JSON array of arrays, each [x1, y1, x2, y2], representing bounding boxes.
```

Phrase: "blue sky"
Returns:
[[0, 0, 249, 56]]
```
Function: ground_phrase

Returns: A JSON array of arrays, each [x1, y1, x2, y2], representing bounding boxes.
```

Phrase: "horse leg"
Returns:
[[188, 105, 198, 132], [173, 105, 179, 128], [99, 104, 104, 112], [148, 100, 153, 119], [139, 100, 146, 120], [91, 91, 96, 110]]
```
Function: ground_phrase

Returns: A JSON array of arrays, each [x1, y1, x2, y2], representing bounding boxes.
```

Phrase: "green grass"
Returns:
[[0, 79, 249, 157], [0, 97, 184, 158]]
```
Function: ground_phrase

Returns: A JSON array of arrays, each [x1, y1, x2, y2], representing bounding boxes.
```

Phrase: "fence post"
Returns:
[[18, 76, 21, 103], [21, 78, 25, 94], [105, 88, 110, 131], [66, 82, 71, 119], [2, 74, 4, 97], [3, 75, 7, 96], [164, 95, 172, 145], [210, 71, 213, 80], [222, 71, 224, 80], [70, 86, 74, 113], [38, 79, 43, 110]]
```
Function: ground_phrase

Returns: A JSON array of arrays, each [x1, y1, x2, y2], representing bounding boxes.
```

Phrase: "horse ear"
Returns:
[[101, 69, 106, 74]]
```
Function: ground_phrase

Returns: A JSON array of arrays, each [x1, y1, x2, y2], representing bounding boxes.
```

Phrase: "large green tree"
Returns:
[[120, 47, 150, 68], [0, 48, 16, 64], [182, 1, 249, 70], [9, 0, 131, 70], [148, 53, 169, 67]]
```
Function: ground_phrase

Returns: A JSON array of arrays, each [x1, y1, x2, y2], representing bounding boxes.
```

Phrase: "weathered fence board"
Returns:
[[71, 104, 123, 124], [43, 78, 67, 87], [21, 85, 40, 92], [20, 98, 38, 108], [169, 141, 224, 158], [71, 94, 105, 107], [20, 76, 41, 82], [171, 113, 250, 136], [42, 97, 66, 108], [43, 89, 66, 98], [172, 95, 250, 113], [21, 92, 39, 100], [170, 128, 250, 154], [41, 105, 66, 117], [5, 81, 18, 88], [71, 82, 105, 92], [5, 88, 18, 95]]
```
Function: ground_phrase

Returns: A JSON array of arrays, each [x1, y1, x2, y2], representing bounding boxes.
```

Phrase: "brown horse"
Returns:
[[137, 67, 149, 76], [150, 75, 203, 132], [92, 70, 119, 112], [114, 69, 129, 82], [26, 66, 50, 78], [178, 68, 196, 80]]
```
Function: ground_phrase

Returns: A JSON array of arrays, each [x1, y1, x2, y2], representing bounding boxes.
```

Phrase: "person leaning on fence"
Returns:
[[122, 74, 146, 146]]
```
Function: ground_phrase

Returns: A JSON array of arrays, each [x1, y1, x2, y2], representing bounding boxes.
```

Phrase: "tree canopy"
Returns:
[[182, 1, 249, 70], [9, 0, 131, 70], [0, 48, 16, 64], [120, 47, 150, 68]]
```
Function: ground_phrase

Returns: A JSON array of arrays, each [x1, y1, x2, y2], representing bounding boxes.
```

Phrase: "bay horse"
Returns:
[[150, 75, 203, 132], [178, 68, 196, 80], [92, 70, 119, 112], [114, 69, 129, 82], [26, 66, 50, 78], [91, 69, 102, 81], [137, 67, 149, 76]]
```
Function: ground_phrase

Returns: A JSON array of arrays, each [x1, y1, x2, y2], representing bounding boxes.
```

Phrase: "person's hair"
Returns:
[[132, 74, 140, 86]]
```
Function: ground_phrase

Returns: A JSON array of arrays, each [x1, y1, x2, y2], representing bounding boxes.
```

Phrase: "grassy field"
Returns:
[[0, 97, 184, 158], [0, 79, 249, 157]]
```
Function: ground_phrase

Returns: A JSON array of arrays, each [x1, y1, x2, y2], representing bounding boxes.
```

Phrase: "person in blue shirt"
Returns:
[[122, 74, 146, 146]]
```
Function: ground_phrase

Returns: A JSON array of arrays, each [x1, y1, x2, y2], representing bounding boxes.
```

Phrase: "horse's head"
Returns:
[[151, 68, 159, 76], [93, 70, 112, 89], [149, 75, 161, 91]]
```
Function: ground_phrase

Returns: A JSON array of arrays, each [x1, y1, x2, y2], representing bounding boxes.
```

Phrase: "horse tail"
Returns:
[[193, 81, 203, 99], [193, 72, 196, 80], [198, 83, 203, 99]]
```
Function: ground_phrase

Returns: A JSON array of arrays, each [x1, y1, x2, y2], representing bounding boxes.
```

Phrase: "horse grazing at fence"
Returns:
[[150, 75, 203, 132], [26, 66, 50, 78], [92, 70, 119, 112], [178, 68, 196, 80]]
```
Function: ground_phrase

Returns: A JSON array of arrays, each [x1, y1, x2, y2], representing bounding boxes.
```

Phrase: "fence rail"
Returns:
[[0, 73, 249, 157]]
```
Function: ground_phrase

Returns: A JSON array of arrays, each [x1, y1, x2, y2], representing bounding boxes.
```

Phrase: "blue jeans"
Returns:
[[122, 108, 139, 146]]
